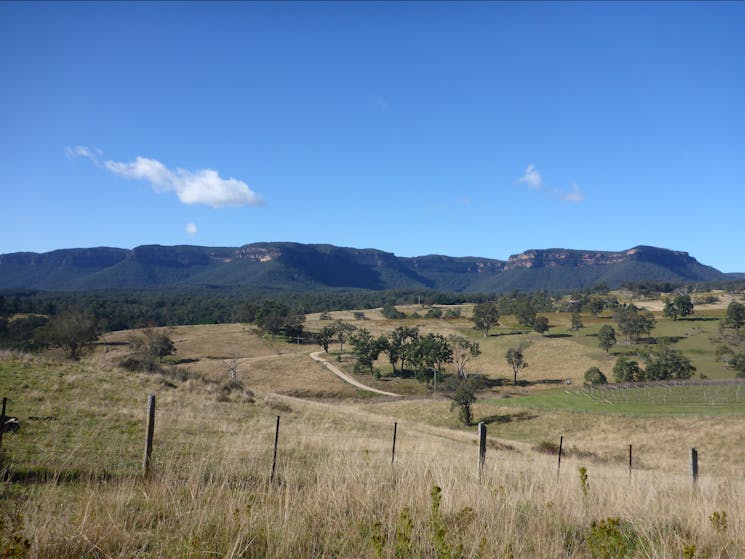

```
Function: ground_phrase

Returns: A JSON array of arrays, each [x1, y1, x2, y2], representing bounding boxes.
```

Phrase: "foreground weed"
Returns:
[[430, 486, 451, 558], [369, 521, 385, 559], [0, 511, 30, 559], [586, 517, 637, 559], [709, 510, 727, 533], [394, 507, 414, 559]]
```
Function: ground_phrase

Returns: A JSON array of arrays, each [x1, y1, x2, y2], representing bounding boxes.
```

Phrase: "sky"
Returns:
[[1, 1, 744, 272]]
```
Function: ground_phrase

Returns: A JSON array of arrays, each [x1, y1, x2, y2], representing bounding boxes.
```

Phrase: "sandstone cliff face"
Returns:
[[503, 246, 696, 271], [0, 242, 728, 292]]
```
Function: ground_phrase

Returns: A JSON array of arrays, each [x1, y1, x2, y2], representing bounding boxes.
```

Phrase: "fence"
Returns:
[[0, 393, 709, 489]]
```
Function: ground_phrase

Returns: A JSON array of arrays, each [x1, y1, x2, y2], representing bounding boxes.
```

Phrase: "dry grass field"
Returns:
[[2, 295, 745, 557]]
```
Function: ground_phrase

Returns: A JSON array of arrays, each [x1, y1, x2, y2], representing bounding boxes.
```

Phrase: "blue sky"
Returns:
[[1, 1, 744, 271]]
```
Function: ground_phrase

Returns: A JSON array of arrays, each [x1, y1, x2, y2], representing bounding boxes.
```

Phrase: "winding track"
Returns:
[[310, 351, 402, 397]]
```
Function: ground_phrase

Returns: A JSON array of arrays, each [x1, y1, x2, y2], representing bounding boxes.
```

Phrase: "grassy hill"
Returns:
[[2, 293, 745, 557]]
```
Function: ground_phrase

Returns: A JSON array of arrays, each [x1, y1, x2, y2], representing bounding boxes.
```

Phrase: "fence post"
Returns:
[[557, 435, 564, 481], [0, 397, 6, 454], [478, 422, 486, 483], [270, 415, 280, 483], [628, 444, 633, 479], [691, 448, 698, 487], [142, 394, 156, 476], [391, 422, 397, 466]]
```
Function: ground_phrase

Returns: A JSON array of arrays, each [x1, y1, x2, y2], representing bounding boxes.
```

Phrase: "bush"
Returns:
[[425, 307, 443, 319], [382, 303, 405, 319], [584, 367, 608, 385], [586, 517, 638, 559]]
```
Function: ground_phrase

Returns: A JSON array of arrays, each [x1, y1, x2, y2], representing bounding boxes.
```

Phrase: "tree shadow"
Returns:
[[651, 336, 685, 345], [545, 333, 572, 339], [682, 316, 719, 322], [478, 411, 538, 425], [480, 377, 510, 388], [532, 378, 570, 385]]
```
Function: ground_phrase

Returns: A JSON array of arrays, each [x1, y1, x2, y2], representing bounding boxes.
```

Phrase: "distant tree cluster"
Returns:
[[244, 300, 305, 339], [614, 304, 656, 343], [327, 323, 482, 388], [613, 345, 695, 382]]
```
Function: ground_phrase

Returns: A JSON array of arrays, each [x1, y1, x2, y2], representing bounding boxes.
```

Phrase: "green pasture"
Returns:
[[486, 382, 745, 417]]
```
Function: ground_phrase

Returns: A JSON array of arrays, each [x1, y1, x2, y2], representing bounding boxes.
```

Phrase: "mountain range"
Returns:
[[0, 242, 732, 293]]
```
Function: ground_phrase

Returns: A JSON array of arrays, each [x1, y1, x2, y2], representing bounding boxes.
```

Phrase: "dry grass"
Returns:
[[2, 298, 744, 557], [6, 386, 745, 558]]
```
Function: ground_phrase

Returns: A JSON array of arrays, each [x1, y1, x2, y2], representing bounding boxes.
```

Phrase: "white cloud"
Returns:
[[515, 164, 584, 203], [185, 222, 198, 235], [560, 183, 584, 203], [516, 164, 542, 189], [67, 146, 264, 208], [65, 145, 100, 160]]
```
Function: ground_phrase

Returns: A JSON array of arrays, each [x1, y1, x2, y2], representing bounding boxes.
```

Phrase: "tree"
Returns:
[[471, 301, 500, 337], [533, 316, 549, 335], [39, 310, 100, 359], [663, 294, 694, 321], [425, 306, 443, 319], [331, 320, 357, 356], [613, 356, 644, 383], [128, 328, 176, 371], [444, 375, 485, 426], [253, 301, 290, 335], [408, 333, 453, 384], [588, 298, 606, 317], [146, 329, 176, 364], [382, 303, 406, 319], [614, 305, 655, 343], [729, 352, 745, 377], [315, 325, 335, 353], [386, 326, 419, 374], [725, 301, 745, 331], [674, 294, 694, 318], [584, 367, 607, 385], [515, 302, 536, 328], [349, 329, 386, 374], [598, 325, 617, 353], [505, 347, 528, 386], [253, 301, 305, 339], [570, 313, 585, 336], [640, 345, 695, 380], [448, 335, 481, 379], [662, 298, 678, 321]]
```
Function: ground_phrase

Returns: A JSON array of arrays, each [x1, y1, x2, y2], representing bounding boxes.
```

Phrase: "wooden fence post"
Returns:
[[557, 436, 564, 481], [691, 448, 698, 487], [478, 422, 486, 483], [628, 444, 633, 479], [391, 422, 397, 466], [142, 394, 155, 475], [0, 397, 7, 454], [270, 415, 280, 483]]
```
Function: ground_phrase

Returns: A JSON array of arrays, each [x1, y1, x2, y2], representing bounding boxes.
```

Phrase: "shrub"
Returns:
[[586, 517, 637, 559], [425, 307, 443, 319], [584, 367, 607, 385]]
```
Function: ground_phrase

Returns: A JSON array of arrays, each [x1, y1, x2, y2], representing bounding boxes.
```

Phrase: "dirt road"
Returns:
[[310, 351, 402, 397]]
